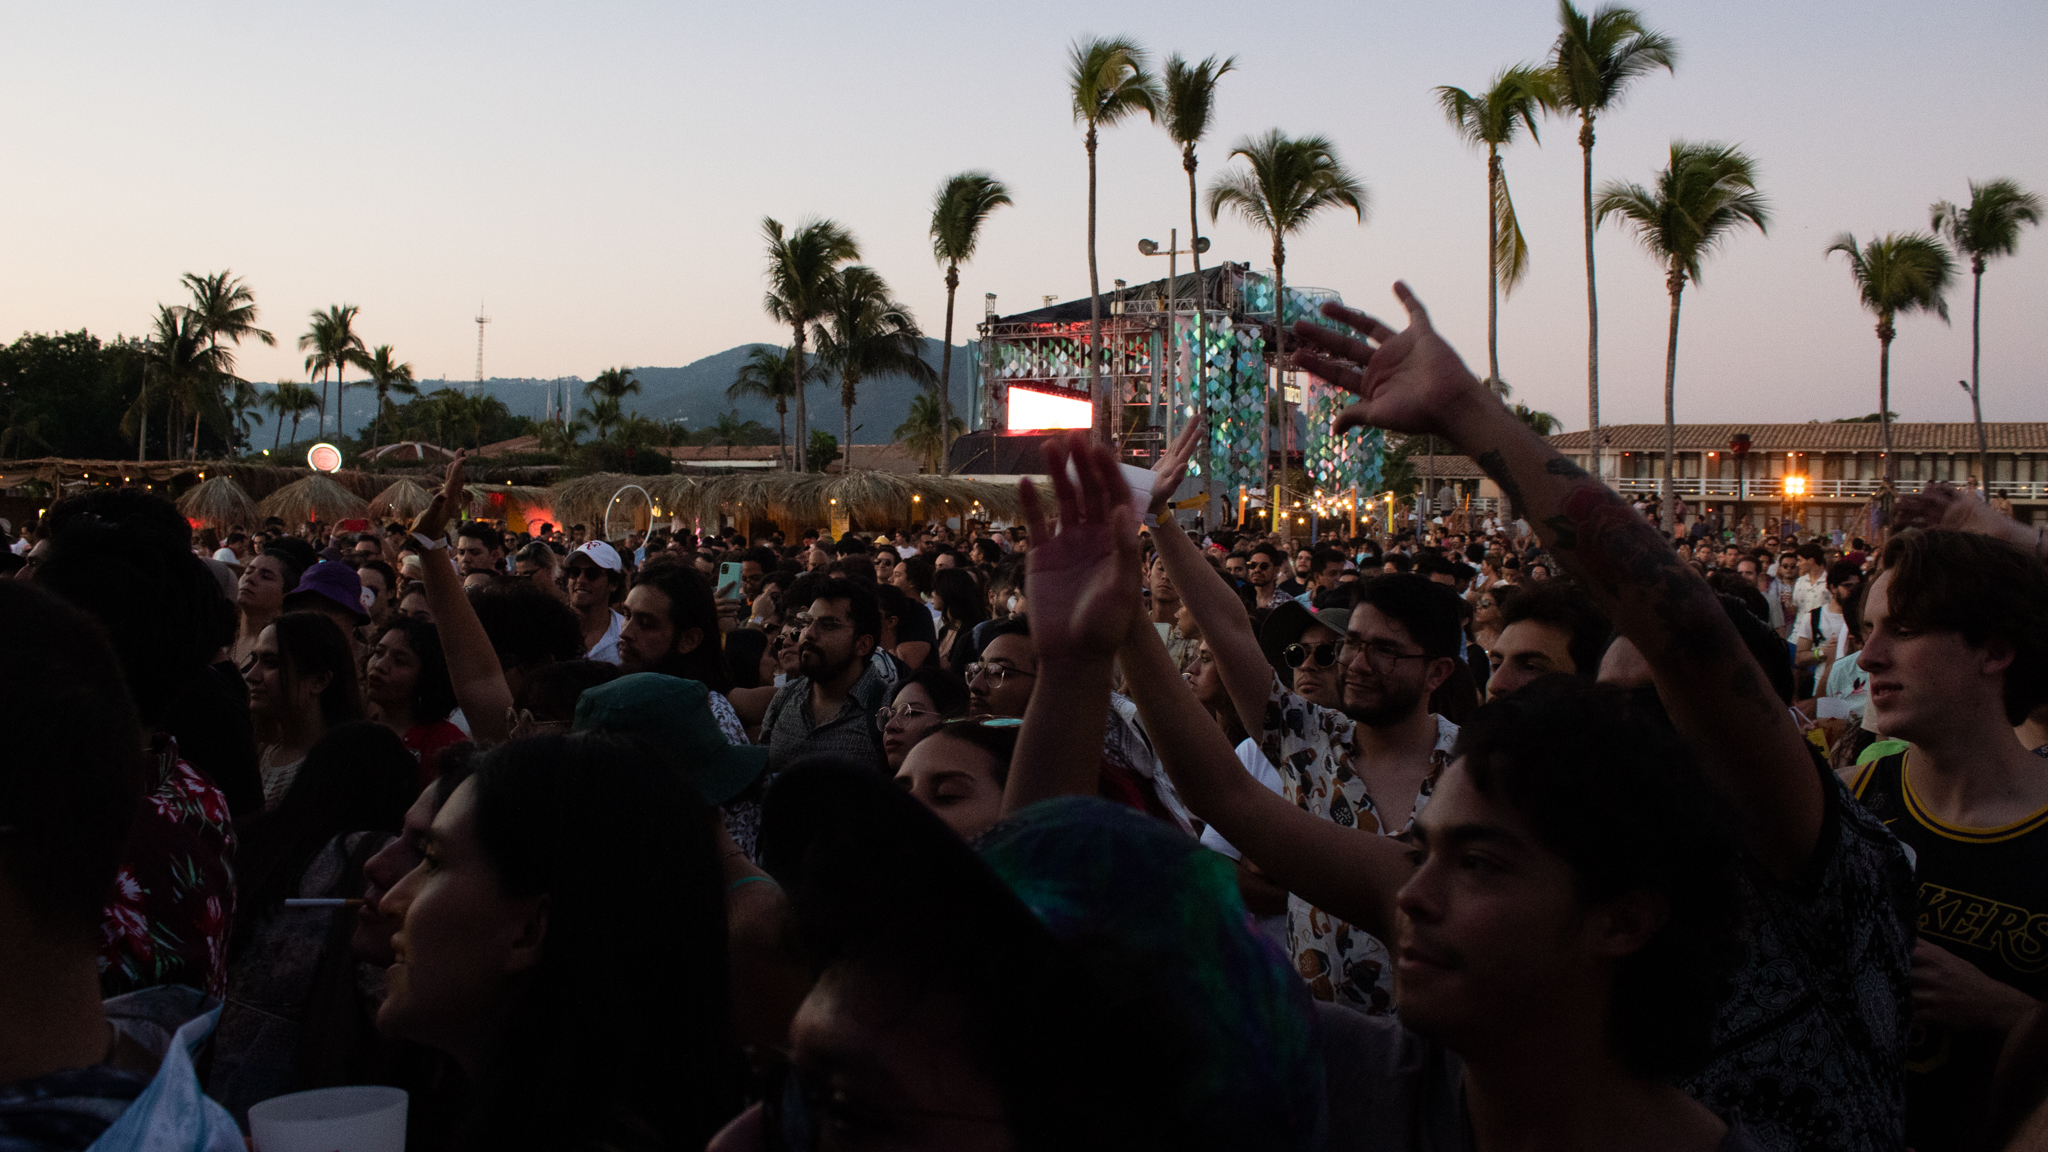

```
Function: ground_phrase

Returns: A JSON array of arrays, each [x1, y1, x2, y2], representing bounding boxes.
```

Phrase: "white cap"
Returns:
[[571, 540, 624, 573]]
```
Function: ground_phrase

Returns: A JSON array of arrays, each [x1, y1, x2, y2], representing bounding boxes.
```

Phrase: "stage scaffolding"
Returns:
[[976, 264, 1382, 532]]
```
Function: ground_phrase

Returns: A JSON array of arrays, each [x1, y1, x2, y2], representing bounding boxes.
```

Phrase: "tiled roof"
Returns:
[[1544, 422, 2048, 452], [1408, 454, 1484, 478]]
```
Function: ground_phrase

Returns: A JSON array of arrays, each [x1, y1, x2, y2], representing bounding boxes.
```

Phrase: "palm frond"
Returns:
[[1068, 35, 1162, 130], [1549, 0, 1677, 116], [1162, 53, 1236, 151], [1931, 178, 2044, 265], [1495, 170, 1534, 293], [930, 172, 1014, 267]]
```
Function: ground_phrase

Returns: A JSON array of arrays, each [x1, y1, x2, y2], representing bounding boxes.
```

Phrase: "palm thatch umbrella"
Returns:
[[258, 474, 370, 524], [176, 475, 259, 532], [368, 478, 433, 523]]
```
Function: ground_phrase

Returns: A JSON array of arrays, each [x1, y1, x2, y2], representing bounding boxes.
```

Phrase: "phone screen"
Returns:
[[716, 562, 744, 601]]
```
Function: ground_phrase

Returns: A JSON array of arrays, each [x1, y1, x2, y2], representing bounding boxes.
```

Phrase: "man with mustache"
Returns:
[[758, 575, 890, 775]]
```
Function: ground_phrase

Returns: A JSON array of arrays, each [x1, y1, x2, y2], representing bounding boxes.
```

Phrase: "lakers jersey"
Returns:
[[1853, 751, 2048, 1152]]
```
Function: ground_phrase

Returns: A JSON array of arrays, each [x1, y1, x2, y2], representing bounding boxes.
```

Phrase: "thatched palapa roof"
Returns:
[[369, 478, 433, 522], [175, 476, 259, 531], [259, 474, 370, 523]]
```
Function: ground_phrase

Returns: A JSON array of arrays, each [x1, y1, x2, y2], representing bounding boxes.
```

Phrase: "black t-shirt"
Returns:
[[891, 600, 939, 670], [1851, 752, 2048, 1152], [1681, 762, 1916, 1152], [163, 662, 262, 818]]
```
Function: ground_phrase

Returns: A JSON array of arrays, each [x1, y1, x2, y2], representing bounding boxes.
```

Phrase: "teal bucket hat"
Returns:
[[572, 673, 768, 805]]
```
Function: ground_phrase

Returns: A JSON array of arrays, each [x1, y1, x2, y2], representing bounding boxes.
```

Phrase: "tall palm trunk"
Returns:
[[1878, 319, 1896, 487], [319, 370, 329, 435], [843, 370, 858, 474], [776, 400, 789, 472], [191, 405, 203, 460], [1086, 125, 1108, 445], [1580, 115, 1602, 483], [1969, 260, 1988, 488], [1486, 147, 1502, 385], [371, 387, 383, 453], [335, 363, 345, 443], [1270, 239, 1286, 533], [1186, 150, 1214, 525], [273, 407, 284, 452], [137, 384, 149, 462], [939, 265, 959, 468], [791, 329, 809, 471], [1660, 269, 1684, 536]]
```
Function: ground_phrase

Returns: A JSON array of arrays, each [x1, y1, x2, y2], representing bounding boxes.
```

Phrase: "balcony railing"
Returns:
[[1607, 477, 2048, 500]]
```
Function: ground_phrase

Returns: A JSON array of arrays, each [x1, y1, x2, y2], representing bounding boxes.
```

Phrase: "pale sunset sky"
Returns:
[[1, 0, 2043, 431]]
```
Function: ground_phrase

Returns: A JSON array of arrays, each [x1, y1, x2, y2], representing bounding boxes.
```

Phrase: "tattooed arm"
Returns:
[[1293, 284, 1823, 878]]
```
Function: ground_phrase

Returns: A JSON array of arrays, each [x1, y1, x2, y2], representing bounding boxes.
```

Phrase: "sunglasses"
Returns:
[[1283, 641, 1340, 669]]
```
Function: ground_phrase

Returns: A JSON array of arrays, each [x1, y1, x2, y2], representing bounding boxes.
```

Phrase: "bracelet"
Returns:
[[727, 875, 778, 893], [412, 532, 446, 553]]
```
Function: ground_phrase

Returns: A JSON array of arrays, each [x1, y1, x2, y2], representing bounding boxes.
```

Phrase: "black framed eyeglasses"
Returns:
[[965, 661, 1034, 686], [1340, 639, 1433, 675], [1283, 641, 1340, 669]]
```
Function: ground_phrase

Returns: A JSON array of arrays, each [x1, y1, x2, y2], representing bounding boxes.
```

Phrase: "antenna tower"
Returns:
[[474, 303, 492, 388]]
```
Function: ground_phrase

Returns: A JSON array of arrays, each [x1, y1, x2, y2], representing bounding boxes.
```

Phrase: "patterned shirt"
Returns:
[[1258, 672, 1456, 1014], [99, 736, 236, 1001], [1680, 764, 1915, 1152]]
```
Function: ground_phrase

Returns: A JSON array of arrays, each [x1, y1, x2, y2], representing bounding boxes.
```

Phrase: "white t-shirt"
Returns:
[[1198, 739, 1288, 862], [586, 609, 627, 665], [1793, 605, 1844, 651]]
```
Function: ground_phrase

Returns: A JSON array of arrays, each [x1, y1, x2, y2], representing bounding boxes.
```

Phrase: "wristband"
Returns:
[[727, 875, 778, 893], [412, 532, 447, 553], [1141, 511, 1161, 529]]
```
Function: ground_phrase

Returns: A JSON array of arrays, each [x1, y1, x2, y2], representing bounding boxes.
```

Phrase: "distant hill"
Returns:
[[384, 338, 977, 446]]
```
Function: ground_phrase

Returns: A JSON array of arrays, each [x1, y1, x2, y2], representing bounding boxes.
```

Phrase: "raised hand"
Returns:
[[1020, 432, 1142, 661], [1147, 415, 1206, 517], [411, 449, 471, 539], [1288, 282, 1489, 441]]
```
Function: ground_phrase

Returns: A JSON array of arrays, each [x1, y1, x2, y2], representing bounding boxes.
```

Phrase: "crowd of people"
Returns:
[[4, 281, 2048, 1151]]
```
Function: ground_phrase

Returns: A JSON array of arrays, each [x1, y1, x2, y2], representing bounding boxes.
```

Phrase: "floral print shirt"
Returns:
[[1257, 672, 1456, 1015], [98, 735, 237, 1001]]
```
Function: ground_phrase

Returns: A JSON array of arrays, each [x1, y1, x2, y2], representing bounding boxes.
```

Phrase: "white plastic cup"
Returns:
[[248, 1085, 408, 1152]]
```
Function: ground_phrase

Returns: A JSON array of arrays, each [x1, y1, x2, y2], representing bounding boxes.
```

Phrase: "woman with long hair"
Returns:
[[209, 721, 418, 1120], [932, 566, 989, 673], [377, 733, 744, 1151], [364, 616, 465, 787], [246, 611, 365, 809]]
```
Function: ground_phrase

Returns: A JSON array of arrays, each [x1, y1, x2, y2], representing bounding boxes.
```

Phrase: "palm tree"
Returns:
[[227, 378, 265, 451], [537, 415, 586, 456], [1826, 233, 1956, 486], [1548, 0, 1678, 481], [1436, 66, 1554, 389], [1597, 142, 1770, 534], [1069, 36, 1162, 443], [727, 345, 805, 470], [1163, 52, 1235, 511], [298, 305, 368, 439], [358, 345, 419, 452], [183, 271, 275, 454], [763, 217, 860, 471], [895, 392, 964, 474], [816, 266, 938, 473], [930, 171, 1012, 456], [578, 396, 624, 443], [1207, 130, 1366, 512], [263, 380, 321, 451], [586, 366, 642, 405], [1931, 179, 2043, 486], [133, 305, 231, 460]]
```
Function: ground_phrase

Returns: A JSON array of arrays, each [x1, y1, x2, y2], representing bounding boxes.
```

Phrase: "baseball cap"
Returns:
[[572, 673, 768, 805], [282, 560, 369, 624], [569, 540, 623, 573]]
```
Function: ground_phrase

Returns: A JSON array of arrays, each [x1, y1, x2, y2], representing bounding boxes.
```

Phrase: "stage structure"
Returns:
[[974, 264, 1382, 530]]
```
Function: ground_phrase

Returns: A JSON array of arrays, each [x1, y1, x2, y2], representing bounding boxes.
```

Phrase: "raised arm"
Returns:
[[1294, 284, 1822, 878], [411, 451, 514, 746], [1141, 419, 1281, 741], [1115, 588, 1411, 940], [1002, 434, 1138, 814]]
